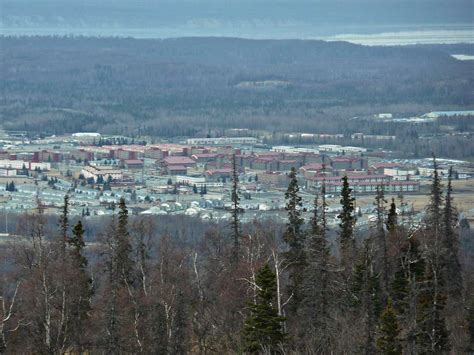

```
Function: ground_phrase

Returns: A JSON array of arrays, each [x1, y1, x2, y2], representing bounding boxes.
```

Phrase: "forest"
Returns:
[[1, 37, 473, 140], [0, 159, 473, 353]]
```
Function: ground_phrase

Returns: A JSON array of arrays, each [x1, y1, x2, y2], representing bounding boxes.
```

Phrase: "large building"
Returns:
[[186, 137, 259, 145], [81, 166, 123, 182], [306, 174, 419, 194]]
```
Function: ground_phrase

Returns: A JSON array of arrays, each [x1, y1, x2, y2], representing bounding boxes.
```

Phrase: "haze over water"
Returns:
[[1, 0, 473, 45]]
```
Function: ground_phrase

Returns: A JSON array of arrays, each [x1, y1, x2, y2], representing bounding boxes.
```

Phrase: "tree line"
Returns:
[[0, 158, 473, 353]]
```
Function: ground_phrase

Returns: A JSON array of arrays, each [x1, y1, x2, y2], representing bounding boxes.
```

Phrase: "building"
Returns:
[[257, 171, 289, 187], [205, 168, 233, 182], [186, 137, 259, 145], [123, 159, 144, 170], [308, 178, 419, 194], [318, 144, 367, 155], [0, 168, 17, 177], [161, 156, 197, 175], [422, 110, 474, 119], [0, 160, 50, 171], [81, 166, 123, 182], [330, 156, 368, 170], [307, 174, 392, 190], [72, 132, 101, 144], [176, 175, 207, 187]]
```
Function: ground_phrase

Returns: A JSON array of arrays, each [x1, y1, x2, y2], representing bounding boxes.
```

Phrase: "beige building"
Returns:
[[81, 165, 123, 182]]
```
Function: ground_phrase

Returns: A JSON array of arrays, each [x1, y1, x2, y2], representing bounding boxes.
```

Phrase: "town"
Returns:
[[1, 111, 473, 232]]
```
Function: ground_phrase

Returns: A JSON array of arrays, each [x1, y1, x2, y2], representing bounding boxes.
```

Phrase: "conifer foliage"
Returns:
[[376, 299, 402, 355], [338, 175, 356, 270], [243, 264, 286, 353], [283, 167, 305, 311], [230, 153, 241, 262]]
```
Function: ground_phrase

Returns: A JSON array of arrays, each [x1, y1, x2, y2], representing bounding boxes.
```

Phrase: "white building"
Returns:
[[0, 160, 50, 171], [176, 175, 206, 187], [186, 137, 259, 145], [271, 146, 319, 154], [0, 168, 17, 177], [72, 132, 101, 143], [318, 145, 367, 154], [81, 165, 123, 182]]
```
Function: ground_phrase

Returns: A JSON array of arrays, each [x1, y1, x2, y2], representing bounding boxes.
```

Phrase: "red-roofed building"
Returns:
[[191, 153, 220, 163], [299, 163, 333, 176], [370, 162, 403, 174], [123, 159, 144, 170], [277, 160, 298, 172], [205, 168, 233, 182], [161, 156, 196, 175], [167, 165, 188, 175], [307, 177, 419, 194], [330, 156, 368, 170]]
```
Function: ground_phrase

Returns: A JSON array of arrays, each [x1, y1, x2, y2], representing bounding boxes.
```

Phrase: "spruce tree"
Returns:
[[376, 299, 402, 355], [300, 183, 332, 349], [58, 194, 69, 254], [374, 185, 389, 297], [426, 154, 443, 231], [338, 175, 356, 270], [68, 220, 93, 351], [243, 264, 286, 353], [230, 153, 241, 262], [386, 198, 397, 233], [417, 261, 450, 353], [352, 238, 382, 354], [117, 197, 134, 285], [390, 236, 425, 353], [441, 167, 462, 297], [283, 167, 305, 311]]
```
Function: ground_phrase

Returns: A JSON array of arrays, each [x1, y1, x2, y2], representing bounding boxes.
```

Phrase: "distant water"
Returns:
[[324, 29, 474, 46], [452, 54, 474, 60], [3, 0, 473, 44], [1, 23, 473, 46]]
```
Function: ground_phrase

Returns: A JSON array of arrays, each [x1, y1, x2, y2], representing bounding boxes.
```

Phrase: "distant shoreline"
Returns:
[[1, 25, 473, 46]]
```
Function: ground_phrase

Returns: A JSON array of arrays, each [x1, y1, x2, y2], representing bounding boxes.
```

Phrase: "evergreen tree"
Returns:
[[426, 154, 443, 231], [58, 194, 69, 254], [300, 183, 332, 349], [338, 175, 356, 270], [283, 167, 305, 311], [441, 167, 462, 297], [390, 236, 425, 353], [374, 185, 389, 297], [230, 154, 241, 262], [352, 238, 382, 354], [67, 220, 93, 351], [105, 213, 121, 353], [386, 198, 398, 233], [243, 264, 286, 353], [116, 197, 134, 285], [417, 260, 450, 353], [376, 299, 402, 355]]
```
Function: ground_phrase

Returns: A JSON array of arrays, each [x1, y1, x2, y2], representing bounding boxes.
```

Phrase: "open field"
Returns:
[[352, 179, 474, 222]]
